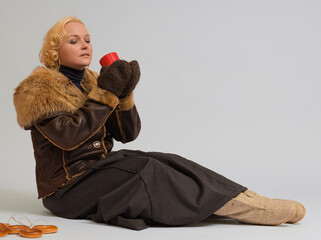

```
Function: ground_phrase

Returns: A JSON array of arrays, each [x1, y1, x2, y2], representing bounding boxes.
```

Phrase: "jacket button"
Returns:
[[93, 141, 101, 148]]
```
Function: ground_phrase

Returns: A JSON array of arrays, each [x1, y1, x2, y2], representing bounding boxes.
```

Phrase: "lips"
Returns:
[[80, 53, 90, 57]]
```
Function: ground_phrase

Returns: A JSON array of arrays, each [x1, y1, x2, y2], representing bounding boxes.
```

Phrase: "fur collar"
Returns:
[[14, 67, 98, 128]]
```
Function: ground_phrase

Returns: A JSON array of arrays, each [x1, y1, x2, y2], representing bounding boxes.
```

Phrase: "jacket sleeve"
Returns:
[[105, 93, 141, 143], [35, 86, 119, 151]]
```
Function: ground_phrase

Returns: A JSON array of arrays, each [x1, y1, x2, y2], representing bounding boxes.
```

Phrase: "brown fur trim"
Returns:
[[14, 67, 98, 128], [117, 92, 135, 111], [87, 86, 119, 109], [81, 69, 99, 95]]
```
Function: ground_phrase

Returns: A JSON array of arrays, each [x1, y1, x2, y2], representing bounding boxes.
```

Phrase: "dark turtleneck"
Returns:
[[59, 65, 85, 92]]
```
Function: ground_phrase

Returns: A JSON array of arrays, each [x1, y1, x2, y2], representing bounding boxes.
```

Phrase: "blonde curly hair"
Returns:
[[39, 16, 85, 69]]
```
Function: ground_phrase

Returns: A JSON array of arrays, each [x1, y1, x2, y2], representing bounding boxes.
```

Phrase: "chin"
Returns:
[[78, 62, 91, 69], [82, 61, 92, 67]]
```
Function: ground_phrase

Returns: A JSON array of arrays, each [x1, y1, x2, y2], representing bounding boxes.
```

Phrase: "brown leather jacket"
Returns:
[[14, 67, 141, 198]]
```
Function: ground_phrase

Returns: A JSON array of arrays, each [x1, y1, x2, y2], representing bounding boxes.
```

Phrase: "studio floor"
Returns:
[[0, 189, 318, 240]]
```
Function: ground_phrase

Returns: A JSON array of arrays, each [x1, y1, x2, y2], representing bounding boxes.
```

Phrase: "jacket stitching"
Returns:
[[101, 124, 108, 157], [62, 150, 71, 180], [35, 107, 115, 151], [116, 110, 127, 143]]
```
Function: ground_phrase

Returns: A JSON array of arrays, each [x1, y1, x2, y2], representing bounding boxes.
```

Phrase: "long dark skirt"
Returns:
[[43, 150, 247, 230]]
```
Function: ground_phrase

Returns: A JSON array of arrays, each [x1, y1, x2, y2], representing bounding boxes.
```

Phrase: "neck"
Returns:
[[59, 65, 85, 92]]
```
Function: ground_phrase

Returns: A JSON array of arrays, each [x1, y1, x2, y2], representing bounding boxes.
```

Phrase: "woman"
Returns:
[[13, 16, 305, 230]]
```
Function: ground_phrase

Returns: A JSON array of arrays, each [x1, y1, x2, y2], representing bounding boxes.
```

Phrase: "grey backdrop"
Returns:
[[0, 0, 320, 239]]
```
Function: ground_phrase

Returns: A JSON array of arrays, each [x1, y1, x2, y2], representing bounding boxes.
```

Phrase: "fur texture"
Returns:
[[118, 92, 135, 111], [14, 67, 99, 128], [97, 60, 132, 97]]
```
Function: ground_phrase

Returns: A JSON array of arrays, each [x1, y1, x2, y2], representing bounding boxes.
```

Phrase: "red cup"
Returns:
[[99, 52, 119, 67]]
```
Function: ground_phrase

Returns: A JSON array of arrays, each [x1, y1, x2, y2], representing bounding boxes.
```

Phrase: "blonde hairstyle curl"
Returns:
[[39, 16, 85, 69]]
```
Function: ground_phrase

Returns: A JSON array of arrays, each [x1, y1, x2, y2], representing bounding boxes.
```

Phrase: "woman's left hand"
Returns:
[[119, 60, 140, 98]]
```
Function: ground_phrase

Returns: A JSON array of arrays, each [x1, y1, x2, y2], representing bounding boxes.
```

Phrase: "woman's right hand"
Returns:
[[97, 60, 132, 97]]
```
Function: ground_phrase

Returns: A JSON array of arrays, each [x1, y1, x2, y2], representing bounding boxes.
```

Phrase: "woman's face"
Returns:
[[58, 22, 92, 70]]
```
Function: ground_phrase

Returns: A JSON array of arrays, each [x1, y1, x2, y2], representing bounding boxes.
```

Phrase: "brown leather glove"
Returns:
[[97, 60, 132, 97], [119, 60, 140, 98]]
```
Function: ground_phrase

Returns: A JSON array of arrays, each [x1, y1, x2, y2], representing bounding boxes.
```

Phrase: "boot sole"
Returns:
[[274, 208, 297, 226], [288, 202, 306, 224]]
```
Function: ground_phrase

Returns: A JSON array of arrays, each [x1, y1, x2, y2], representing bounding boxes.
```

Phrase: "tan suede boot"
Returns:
[[286, 201, 306, 223], [244, 190, 306, 224], [214, 191, 296, 226]]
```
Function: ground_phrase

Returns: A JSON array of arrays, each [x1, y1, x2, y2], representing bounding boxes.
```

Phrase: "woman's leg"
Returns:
[[214, 190, 305, 225]]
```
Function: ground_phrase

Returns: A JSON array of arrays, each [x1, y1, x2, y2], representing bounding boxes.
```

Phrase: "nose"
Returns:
[[81, 40, 89, 49]]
